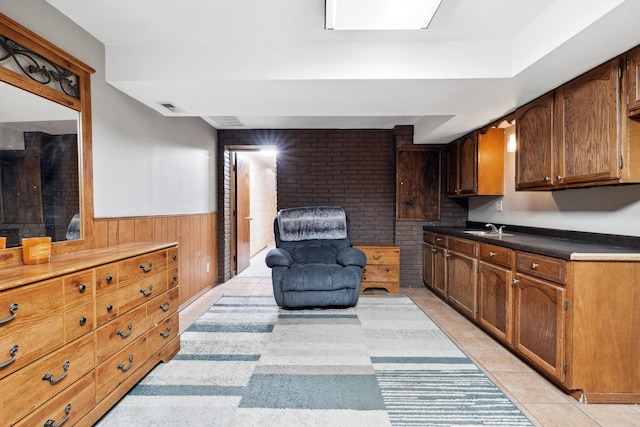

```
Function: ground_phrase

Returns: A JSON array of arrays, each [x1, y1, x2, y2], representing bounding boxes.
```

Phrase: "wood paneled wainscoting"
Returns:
[[94, 213, 217, 307]]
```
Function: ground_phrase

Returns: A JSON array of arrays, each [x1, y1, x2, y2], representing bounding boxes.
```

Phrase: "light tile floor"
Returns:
[[178, 254, 640, 427]]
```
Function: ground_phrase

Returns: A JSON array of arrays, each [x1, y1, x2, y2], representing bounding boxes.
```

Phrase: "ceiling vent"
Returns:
[[157, 102, 184, 113], [209, 116, 245, 128]]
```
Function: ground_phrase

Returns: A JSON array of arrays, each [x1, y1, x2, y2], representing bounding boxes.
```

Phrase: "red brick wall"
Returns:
[[217, 128, 467, 286]]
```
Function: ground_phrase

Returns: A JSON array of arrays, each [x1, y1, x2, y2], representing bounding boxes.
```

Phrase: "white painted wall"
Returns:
[[0, 0, 217, 217], [469, 126, 640, 237]]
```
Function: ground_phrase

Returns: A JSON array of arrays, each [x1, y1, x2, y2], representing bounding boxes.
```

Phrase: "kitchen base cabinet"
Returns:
[[478, 262, 512, 345], [446, 236, 478, 320], [0, 243, 180, 426]]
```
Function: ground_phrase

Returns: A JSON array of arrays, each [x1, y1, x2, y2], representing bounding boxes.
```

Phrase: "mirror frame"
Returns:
[[0, 13, 95, 265]]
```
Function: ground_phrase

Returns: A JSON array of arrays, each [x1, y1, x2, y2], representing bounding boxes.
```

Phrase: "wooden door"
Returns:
[[514, 273, 566, 382], [478, 261, 512, 345], [554, 59, 621, 186], [516, 93, 555, 189], [396, 149, 440, 220], [447, 251, 477, 320], [235, 153, 251, 274], [627, 46, 640, 114], [458, 132, 478, 195]]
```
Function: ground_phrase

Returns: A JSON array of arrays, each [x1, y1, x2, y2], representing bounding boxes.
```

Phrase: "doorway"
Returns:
[[229, 148, 277, 277]]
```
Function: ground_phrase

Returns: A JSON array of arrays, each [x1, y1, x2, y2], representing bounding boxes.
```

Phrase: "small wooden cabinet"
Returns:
[[478, 243, 514, 345], [446, 236, 478, 320], [447, 128, 504, 198], [396, 149, 441, 220], [626, 45, 640, 114], [355, 244, 400, 293]]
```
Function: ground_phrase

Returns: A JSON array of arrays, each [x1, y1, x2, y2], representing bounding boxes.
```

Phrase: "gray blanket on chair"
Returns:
[[277, 206, 348, 241]]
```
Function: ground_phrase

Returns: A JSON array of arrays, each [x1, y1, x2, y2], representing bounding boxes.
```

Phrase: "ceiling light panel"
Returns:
[[326, 0, 442, 30]]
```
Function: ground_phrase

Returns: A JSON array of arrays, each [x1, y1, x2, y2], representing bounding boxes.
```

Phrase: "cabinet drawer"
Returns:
[[423, 231, 434, 244], [13, 372, 96, 427], [148, 311, 179, 356], [168, 246, 179, 267], [95, 286, 118, 327], [516, 252, 567, 284], [96, 335, 148, 401], [355, 245, 399, 265], [0, 279, 64, 379], [480, 243, 513, 268], [63, 270, 95, 307], [96, 304, 148, 364], [362, 265, 400, 282], [95, 263, 117, 292], [434, 234, 447, 247], [65, 300, 95, 343], [118, 271, 168, 314], [118, 250, 168, 284], [2, 334, 95, 425], [147, 287, 179, 327], [448, 236, 477, 257], [168, 267, 179, 289]]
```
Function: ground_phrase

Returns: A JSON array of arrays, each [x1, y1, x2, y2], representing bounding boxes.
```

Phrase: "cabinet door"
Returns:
[[478, 262, 512, 345], [554, 59, 621, 186], [432, 247, 447, 299], [446, 141, 459, 195], [458, 132, 478, 195], [396, 149, 441, 220], [514, 273, 566, 381], [447, 251, 477, 320], [516, 93, 555, 189], [627, 46, 640, 114], [422, 242, 434, 288]]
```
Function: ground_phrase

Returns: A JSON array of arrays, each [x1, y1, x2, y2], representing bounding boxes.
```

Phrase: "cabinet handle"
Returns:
[[172, 254, 177, 261], [0, 303, 18, 324], [42, 360, 70, 384], [106, 304, 114, 313], [512, 278, 519, 285], [79, 316, 87, 326], [531, 262, 538, 269], [372, 255, 382, 260], [445, 253, 450, 258], [140, 284, 153, 297], [172, 275, 178, 281], [431, 248, 436, 253], [489, 251, 496, 257], [0, 345, 19, 369], [556, 175, 563, 180], [106, 275, 113, 283], [44, 403, 72, 427], [139, 261, 153, 273], [116, 323, 133, 338], [160, 326, 172, 338], [77, 284, 86, 293], [118, 355, 134, 372], [160, 301, 171, 312], [544, 176, 550, 182]]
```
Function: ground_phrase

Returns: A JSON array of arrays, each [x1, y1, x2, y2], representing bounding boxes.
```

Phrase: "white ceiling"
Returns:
[[46, 0, 640, 144]]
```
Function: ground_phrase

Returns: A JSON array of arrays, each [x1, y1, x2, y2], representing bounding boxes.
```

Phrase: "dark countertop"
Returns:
[[423, 226, 640, 261]]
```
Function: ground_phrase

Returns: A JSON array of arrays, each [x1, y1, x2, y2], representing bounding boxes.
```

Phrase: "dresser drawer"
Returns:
[[357, 245, 399, 265], [516, 251, 567, 284], [168, 247, 179, 267], [480, 243, 513, 268], [2, 334, 95, 425], [96, 335, 148, 401], [168, 267, 179, 289], [118, 250, 168, 284], [448, 236, 477, 257], [95, 263, 117, 292], [0, 279, 64, 379], [14, 372, 96, 427], [148, 311, 179, 356], [63, 270, 95, 307], [362, 265, 400, 282], [64, 300, 95, 343], [96, 304, 148, 364], [118, 270, 168, 314], [147, 287, 179, 327], [95, 286, 118, 327]]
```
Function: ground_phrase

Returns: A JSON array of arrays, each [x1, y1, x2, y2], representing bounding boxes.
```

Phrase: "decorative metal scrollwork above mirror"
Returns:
[[0, 13, 94, 259]]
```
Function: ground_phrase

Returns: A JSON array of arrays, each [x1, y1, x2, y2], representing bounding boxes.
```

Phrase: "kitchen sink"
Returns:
[[463, 230, 513, 237]]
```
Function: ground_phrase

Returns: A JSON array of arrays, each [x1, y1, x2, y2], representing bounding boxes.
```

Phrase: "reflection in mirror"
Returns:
[[0, 82, 80, 248]]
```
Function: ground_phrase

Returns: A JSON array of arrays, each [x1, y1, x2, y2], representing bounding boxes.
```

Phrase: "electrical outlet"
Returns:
[[494, 200, 503, 212], [206, 262, 210, 273]]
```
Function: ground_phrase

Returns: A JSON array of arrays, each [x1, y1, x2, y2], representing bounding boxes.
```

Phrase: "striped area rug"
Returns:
[[97, 295, 533, 426]]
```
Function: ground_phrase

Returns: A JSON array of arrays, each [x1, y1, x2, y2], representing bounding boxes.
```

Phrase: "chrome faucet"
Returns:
[[485, 223, 498, 233]]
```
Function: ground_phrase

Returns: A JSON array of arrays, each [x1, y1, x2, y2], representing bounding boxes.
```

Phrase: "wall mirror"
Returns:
[[0, 13, 94, 262]]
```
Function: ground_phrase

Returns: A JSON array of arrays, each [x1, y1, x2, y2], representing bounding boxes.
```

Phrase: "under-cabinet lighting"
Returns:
[[325, 0, 442, 30]]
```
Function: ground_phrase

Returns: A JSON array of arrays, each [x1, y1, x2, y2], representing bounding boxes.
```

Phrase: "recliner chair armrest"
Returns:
[[265, 248, 293, 268], [336, 247, 367, 268]]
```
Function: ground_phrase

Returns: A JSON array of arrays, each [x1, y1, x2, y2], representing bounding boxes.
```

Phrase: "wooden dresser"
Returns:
[[0, 242, 180, 426], [353, 244, 400, 293]]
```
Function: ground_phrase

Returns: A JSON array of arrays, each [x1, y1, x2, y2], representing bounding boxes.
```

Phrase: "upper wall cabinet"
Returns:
[[626, 46, 640, 114], [448, 128, 504, 198]]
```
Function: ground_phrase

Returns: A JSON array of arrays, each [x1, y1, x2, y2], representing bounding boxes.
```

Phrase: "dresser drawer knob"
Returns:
[[139, 261, 153, 273], [0, 345, 19, 369], [77, 284, 86, 293], [106, 275, 113, 283], [160, 326, 172, 338], [0, 303, 18, 324], [371, 255, 382, 260], [79, 316, 87, 326], [118, 354, 134, 372], [531, 262, 538, 269], [116, 323, 133, 338], [106, 305, 113, 313], [172, 254, 177, 261], [160, 301, 171, 312], [140, 285, 154, 297], [172, 275, 178, 281], [42, 360, 70, 384], [44, 403, 71, 427]]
